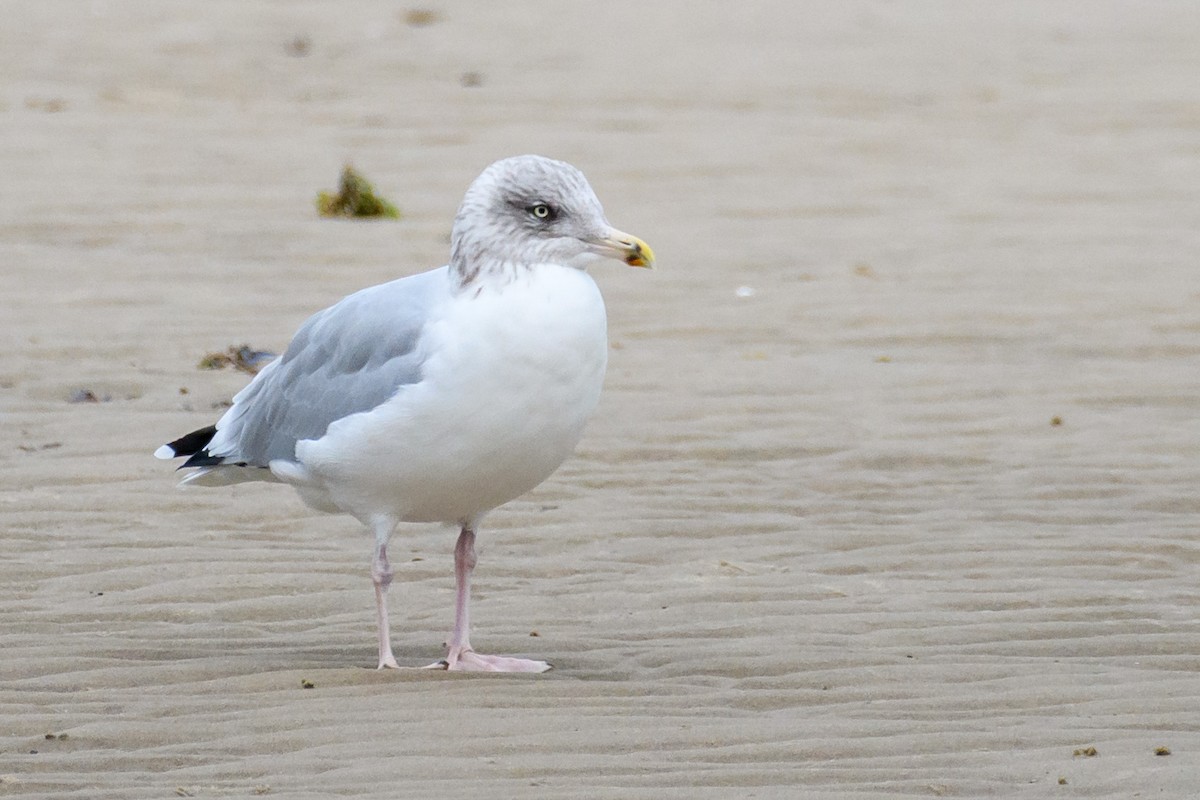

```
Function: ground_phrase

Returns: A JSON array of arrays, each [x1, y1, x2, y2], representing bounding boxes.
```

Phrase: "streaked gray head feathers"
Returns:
[[450, 155, 611, 283]]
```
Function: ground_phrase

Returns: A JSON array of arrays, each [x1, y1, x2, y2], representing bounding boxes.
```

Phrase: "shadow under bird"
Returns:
[[156, 155, 654, 672]]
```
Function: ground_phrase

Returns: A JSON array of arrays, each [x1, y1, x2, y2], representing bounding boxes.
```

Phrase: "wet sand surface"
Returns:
[[2, 2, 1199, 797]]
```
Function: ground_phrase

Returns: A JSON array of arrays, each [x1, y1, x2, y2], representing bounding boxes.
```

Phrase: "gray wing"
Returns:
[[208, 266, 451, 466]]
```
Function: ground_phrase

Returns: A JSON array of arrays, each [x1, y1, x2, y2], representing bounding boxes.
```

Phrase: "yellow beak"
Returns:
[[592, 227, 656, 269]]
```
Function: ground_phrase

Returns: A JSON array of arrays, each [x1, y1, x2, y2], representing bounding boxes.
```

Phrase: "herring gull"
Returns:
[[155, 155, 654, 672]]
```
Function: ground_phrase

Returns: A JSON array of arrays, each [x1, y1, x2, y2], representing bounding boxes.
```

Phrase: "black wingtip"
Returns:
[[156, 425, 220, 466], [179, 450, 226, 469]]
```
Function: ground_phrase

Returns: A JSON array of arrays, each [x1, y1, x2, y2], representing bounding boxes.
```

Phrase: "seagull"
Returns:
[[156, 155, 653, 672]]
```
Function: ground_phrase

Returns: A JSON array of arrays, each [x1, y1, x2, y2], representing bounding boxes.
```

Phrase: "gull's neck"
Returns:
[[451, 256, 533, 292]]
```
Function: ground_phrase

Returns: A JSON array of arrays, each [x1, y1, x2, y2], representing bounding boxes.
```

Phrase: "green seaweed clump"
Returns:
[[317, 166, 400, 219]]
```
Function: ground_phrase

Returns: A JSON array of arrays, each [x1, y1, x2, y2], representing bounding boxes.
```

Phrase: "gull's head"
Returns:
[[450, 154, 654, 284]]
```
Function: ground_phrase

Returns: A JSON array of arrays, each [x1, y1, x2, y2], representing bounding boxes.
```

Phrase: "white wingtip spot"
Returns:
[[154, 444, 176, 460]]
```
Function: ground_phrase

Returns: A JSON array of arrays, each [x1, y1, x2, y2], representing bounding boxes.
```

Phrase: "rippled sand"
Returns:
[[2, 2, 1198, 797]]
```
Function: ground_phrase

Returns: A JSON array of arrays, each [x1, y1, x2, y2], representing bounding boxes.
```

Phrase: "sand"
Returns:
[[2, 1, 1199, 797]]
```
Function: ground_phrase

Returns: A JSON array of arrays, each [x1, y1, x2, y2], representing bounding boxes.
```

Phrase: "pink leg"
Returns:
[[370, 519, 400, 670], [447, 526, 477, 655], [424, 526, 550, 673]]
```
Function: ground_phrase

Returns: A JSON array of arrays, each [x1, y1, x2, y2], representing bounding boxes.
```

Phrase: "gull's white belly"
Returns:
[[295, 265, 608, 524]]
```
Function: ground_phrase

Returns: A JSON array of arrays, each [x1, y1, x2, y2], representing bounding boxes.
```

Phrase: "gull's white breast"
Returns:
[[291, 264, 608, 524]]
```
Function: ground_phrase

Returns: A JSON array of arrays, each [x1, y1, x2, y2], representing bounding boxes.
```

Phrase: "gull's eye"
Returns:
[[528, 203, 556, 221]]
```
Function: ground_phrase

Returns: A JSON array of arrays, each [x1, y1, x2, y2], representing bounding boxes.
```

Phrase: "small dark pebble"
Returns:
[[26, 97, 66, 113], [404, 9, 441, 26], [853, 263, 878, 280], [20, 441, 63, 451], [284, 35, 311, 57], [18, 442, 60, 452], [67, 389, 103, 403]]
